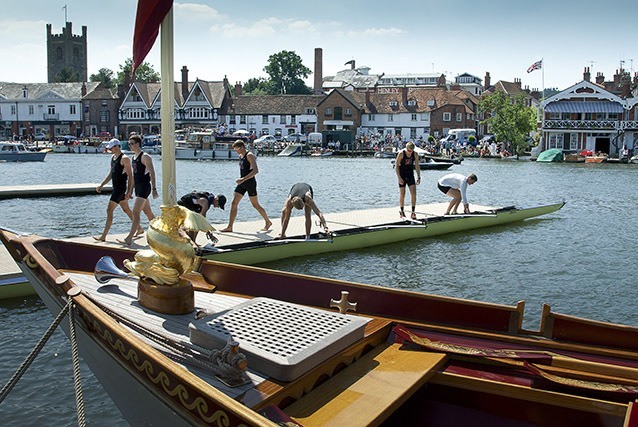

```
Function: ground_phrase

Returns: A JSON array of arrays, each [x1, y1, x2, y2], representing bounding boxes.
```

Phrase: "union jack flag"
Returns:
[[527, 59, 543, 73]]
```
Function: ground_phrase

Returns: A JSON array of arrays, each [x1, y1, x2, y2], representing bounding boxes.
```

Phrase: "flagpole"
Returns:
[[541, 58, 545, 150], [160, 6, 176, 206]]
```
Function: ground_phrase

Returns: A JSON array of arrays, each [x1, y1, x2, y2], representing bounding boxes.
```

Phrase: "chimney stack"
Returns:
[[314, 48, 323, 95], [484, 72, 491, 89], [181, 66, 189, 101], [596, 72, 605, 85], [235, 82, 242, 97], [583, 67, 591, 82]]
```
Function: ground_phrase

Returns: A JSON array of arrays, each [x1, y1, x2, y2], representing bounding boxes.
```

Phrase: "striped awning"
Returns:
[[545, 101, 624, 113]]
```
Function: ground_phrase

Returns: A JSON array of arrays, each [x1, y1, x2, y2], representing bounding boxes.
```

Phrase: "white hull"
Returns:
[[277, 143, 304, 157], [52, 144, 106, 154], [175, 147, 251, 160]]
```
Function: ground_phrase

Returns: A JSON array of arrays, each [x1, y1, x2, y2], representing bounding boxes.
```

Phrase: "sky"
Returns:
[[1, 0, 637, 92]]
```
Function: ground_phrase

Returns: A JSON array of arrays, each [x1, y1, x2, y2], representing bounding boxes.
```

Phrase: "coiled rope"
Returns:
[[0, 297, 86, 426]]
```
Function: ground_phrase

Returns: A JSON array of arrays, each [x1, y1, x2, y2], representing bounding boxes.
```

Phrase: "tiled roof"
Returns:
[[231, 95, 325, 114], [0, 82, 100, 99]]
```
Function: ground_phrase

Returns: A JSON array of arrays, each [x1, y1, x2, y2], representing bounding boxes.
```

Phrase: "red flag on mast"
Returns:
[[132, 0, 173, 73]]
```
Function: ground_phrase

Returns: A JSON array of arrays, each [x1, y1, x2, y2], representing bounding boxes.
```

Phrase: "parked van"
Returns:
[[440, 128, 477, 145], [308, 132, 323, 146]]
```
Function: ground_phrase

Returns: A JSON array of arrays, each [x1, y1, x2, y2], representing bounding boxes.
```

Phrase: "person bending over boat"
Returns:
[[275, 182, 328, 240], [177, 191, 226, 244], [437, 173, 478, 215], [93, 138, 141, 242], [220, 140, 272, 232], [395, 141, 421, 219], [118, 134, 158, 245]]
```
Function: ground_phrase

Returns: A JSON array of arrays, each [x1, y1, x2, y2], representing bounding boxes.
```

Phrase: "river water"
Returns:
[[1, 153, 637, 425]]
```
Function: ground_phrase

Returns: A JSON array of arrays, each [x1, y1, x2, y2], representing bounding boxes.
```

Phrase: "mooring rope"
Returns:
[[68, 303, 86, 427], [0, 299, 72, 403], [0, 297, 87, 426]]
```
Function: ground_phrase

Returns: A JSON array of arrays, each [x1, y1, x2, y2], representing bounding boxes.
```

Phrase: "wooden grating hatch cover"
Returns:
[[189, 297, 370, 381]]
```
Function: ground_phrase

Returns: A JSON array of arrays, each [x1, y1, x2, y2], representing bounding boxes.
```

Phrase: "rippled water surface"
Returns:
[[1, 153, 637, 425]]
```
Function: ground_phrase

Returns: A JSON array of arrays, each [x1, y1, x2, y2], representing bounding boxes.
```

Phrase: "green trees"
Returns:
[[117, 58, 160, 84], [241, 50, 312, 95], [479, 91, 537, 155], [89, 68, 115, 88]]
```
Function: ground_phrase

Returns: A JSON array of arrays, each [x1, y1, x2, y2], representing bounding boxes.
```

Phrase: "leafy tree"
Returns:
[[116, 58, 160, 85], [89, 68, 115, 88], [478, 91, 537, 155], [263, 50, 312, 95], [242, 77, 270, 95], [54, 67, 80, 82]]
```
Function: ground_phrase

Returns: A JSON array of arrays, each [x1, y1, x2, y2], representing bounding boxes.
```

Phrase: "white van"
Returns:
[[308, 132, 323, 146], [441, 128, 477, 145]]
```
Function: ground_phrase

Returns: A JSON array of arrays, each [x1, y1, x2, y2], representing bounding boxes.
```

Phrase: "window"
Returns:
[[410, 128, 417, 139], [240, 115, 246, 124], [127, 108, 145, 119], [456, 113, 462, 122], [570, 133, 578, 150], [188, 108, 209, 119], [608, 112, 619, 120], [29, 105, 34, 115], [427, 99, 435, 107], [11, 105, 16, 115], [420, 112, 430, 121], [334, 107, 342, 120], [325, 108, 332, 116], [290, 115, 296, 125], [443, 112, 451, 122], [388, 114, 394, 122], [344, 108, 352, 117], [193, 88, 206, 101], [262, 115, 268, 124], [229, 115, 236, 125], [407, 99, 416, 106], [48, 105, 56, 115], [56, 47, 63, 60], [305, 108, 315, 114], [280, 115, 286, 124], [101, 101, 108, 107], [100, 110, 110, 122], [549, 112, 560, 120], [411, 114, 417, 121], [389, 101, 398, 107], [70, 105, 76, 115], [560, 113, 570, 120], [368, 114, 375, 121]]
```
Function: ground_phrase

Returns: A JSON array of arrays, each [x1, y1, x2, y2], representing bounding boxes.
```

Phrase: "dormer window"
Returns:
[[22, 86, 28, 98], [407, 99, 416, 106], [389, 101, 398, 107], [427, 99, 435, 107]]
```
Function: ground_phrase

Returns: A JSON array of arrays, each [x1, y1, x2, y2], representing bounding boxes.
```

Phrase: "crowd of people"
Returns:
[[93, 137, 478, 247]]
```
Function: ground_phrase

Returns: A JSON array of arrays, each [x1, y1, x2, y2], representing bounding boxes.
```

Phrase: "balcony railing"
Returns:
[[621, 121, 638, 130], [543, 119, 618, 130], [44, 113, 59, 121]]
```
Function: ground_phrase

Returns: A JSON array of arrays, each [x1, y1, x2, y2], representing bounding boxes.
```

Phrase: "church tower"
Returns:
[[47, 22, 88, 82]]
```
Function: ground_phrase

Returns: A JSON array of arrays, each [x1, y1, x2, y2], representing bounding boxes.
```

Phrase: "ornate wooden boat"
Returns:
[[2, 228, 638, 426]]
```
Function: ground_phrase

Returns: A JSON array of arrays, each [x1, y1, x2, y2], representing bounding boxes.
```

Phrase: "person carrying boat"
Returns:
[[118, 134, 158, 245], [437, 173, 478, 215], [220, 140, 272, 233], [395, 141, 421, 220], [177, 191, 226, 244], [93, 138, 141, 242], [275, 182, 328, 240]]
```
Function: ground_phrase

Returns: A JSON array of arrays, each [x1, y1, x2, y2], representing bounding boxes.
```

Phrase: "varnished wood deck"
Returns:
[[0, 183, 112, 199]]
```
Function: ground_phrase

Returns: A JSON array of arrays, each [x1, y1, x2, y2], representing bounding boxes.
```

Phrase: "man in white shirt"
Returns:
[[437, 173, 478, 215]]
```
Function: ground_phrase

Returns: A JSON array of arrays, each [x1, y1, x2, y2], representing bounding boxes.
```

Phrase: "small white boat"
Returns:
[[174, 131, 251, 160], [310, 148, 333, 157], [277, 143, 305, 157], [630, 155, 638, 164], [0, 141, 47, 162]]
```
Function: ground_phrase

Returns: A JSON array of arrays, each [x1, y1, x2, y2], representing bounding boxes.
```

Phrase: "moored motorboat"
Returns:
[[3, 226, 638, 426], [536, 148, 564, 163], [175, 131, 250, 160], [0, 141, 47, 162], [277, 143, 305, 157]]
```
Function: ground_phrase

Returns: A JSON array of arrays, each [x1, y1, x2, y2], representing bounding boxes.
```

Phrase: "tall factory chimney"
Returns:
[[314, 48, 323, 94]]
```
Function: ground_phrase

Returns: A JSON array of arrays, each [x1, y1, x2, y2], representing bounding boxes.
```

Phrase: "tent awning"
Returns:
[[545, 101, 624, 113]]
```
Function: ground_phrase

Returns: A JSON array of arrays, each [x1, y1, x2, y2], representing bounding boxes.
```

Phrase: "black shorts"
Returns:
[[399, 173, 416, 188], [234, 177, 257, 197], [135, 182, 151, 199], [110, 186, 127, 203], [438, 183, 452, 194]]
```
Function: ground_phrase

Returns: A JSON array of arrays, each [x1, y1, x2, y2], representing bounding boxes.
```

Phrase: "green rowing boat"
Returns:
[[202, 202, 564, 265]]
